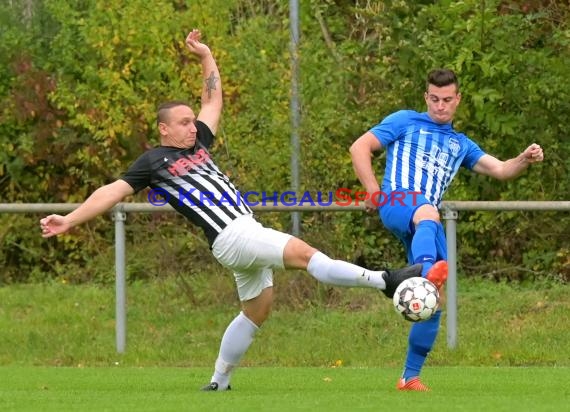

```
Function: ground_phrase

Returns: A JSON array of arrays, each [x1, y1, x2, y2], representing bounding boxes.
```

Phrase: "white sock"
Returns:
[[211, 311, 259, 389], [306, 251, 387, 289]]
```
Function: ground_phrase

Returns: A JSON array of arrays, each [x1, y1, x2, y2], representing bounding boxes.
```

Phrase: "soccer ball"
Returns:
[[393, 277, 440, 322]]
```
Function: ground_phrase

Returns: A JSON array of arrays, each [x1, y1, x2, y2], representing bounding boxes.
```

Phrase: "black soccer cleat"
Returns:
[[201, 382, 231, 392], [381, 263, 423, 299]]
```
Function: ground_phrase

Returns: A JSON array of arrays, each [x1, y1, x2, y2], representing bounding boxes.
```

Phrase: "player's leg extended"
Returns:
[[409, 205, 448, 288], [283, 237, 421, 298], [410, 204, 442, 274], [411, 220, 438, 273]]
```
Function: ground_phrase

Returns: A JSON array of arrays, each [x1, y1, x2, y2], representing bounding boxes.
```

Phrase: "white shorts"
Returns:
[[211, 214, 293, 301]]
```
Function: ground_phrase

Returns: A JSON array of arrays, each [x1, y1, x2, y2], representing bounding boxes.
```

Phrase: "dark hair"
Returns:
[[156, 100, 190, 126], [426, 69, 459, 91]]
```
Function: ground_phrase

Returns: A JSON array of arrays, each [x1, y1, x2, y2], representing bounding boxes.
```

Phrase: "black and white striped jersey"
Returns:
[[121, 121, 252, 246]]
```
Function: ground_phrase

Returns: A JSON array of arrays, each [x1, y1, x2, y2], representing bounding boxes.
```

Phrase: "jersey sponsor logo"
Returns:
[[421, 145, 450, 176], [166, 148, 210, 176]]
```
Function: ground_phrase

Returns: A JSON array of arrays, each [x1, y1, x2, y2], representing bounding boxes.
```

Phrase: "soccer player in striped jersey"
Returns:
[[350, 68, 544, 391], [39, 29, 444, 392]]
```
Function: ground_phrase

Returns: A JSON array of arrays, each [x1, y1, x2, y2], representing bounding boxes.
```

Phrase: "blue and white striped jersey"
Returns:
[[370, 110, 485, 207]]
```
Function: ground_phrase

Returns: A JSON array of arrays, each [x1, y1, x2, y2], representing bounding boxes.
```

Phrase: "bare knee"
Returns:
[[413, 204, 441, 226], [282, 237, 318, 270], [242, 287, 273, 326]]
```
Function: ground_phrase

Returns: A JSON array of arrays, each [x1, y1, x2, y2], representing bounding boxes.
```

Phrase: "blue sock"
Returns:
[[435, 222, 448, 260], [411, 220, 438, 276], [402, 310, 442, 381]]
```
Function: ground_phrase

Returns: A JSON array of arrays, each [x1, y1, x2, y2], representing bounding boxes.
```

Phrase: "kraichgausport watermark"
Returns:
[[147, 188, 422, 207]]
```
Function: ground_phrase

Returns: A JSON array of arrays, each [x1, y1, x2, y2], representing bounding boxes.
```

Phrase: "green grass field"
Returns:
[[1, 277, 568, 410], [1, 366, 568, 411]]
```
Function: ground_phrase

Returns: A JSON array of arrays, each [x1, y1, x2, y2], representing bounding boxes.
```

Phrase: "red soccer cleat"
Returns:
[[425, 260, 448, 289], [397, 377, 430, 392]]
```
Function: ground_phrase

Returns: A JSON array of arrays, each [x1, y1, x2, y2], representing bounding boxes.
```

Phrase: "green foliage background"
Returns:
[[1, 0, 569, 285]]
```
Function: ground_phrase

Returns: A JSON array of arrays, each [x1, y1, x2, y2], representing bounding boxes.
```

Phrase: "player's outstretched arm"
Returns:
[[40, 180, 134, 238], [186, 29, 222, 135], [473, 143, 544, 181]]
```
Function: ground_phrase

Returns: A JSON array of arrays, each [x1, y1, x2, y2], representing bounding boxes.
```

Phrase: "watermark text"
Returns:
[[147, 188, 422, 208]]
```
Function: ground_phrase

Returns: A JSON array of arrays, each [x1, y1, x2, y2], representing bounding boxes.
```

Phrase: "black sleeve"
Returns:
[[196, 120, 215, 149], [120, 152, 152, 193]]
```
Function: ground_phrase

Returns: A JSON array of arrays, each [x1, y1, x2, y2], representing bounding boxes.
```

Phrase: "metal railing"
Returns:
[[2, 201, 569, 352]]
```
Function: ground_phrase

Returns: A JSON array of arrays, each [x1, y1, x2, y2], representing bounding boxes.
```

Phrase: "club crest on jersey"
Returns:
[[449, 138, 460, 157]]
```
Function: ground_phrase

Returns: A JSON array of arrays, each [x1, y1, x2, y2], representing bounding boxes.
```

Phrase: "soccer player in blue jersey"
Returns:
[[350, 68, 544, 391]]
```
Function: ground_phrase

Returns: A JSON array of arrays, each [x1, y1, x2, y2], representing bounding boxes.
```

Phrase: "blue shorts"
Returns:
[[379, 191, 447, 264]]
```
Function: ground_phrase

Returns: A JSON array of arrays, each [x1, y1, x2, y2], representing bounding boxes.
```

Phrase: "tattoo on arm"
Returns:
[[205, 71, 218, 99]]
